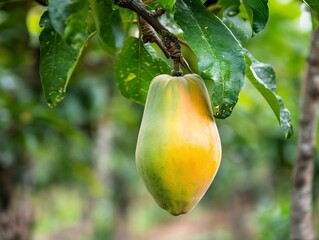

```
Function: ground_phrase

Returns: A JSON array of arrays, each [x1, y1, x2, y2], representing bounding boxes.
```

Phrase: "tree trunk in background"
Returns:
[[290, 27, 319, 240], [0, 162, 33, 240], [0, 164, 14, 212]]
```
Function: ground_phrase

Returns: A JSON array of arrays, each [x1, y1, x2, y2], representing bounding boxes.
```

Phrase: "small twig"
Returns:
[[178, 39, 190, 48], [143, 0, 154, 5], [152, 7, 165, 18], [180, 56, 193, 74], [207, 4, 222, 15]]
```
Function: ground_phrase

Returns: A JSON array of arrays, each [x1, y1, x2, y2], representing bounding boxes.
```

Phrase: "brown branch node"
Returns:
[[138, 11, 170, 58], [114, 0, 193, 75]]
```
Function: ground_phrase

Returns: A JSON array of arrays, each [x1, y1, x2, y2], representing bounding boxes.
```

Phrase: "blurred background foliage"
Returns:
[[0, 0, 318, 239]]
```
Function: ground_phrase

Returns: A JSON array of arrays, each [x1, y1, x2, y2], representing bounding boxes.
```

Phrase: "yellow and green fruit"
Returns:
[[136, 74, 222, 216]]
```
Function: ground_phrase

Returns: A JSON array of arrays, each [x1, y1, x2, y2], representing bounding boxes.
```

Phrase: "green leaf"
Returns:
[[217, 0, 240, 11], [244, 50, 293, 139], [242, 0, 269, 34], [115, 37, 171, 105], [175, 0, 246, 119], [48, 0, 88, 48], [157, 0, 176, 11], [303, 0, 319, 16], [222, 6, 252, 44], [119, 8, 136, 34], [39, 11, 90, 108], [89, 0, 124, 55]]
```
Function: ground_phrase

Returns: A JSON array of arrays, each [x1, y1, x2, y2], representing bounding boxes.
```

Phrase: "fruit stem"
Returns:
[[172, 60, 182, 76]]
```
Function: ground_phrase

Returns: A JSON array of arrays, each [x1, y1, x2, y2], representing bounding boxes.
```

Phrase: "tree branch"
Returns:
[[290, 27, 319, 240], [114, 0, 191, 76], [137, 8, 170, 58]]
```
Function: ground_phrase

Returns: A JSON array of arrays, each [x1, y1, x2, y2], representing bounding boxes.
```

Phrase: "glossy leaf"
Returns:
[[222, 6, 252, 44], [303, 0, 319, 16], [90, 0, 124, 55], [39, 11, 89, 107], [243, 0, 269, 34], [48, 0, 88, 48], [218, 0, 240, 11], [244, 50, 293, 139], [115, 37, 171, 105], [157, 0, 176, 11], [175, 0, 245, 118]]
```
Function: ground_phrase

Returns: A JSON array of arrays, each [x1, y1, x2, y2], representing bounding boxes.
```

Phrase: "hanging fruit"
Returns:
[[136, 74, 222, 215]]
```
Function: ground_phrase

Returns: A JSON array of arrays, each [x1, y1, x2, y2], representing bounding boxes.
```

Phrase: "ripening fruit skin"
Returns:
[[135, 74, 222, 216]]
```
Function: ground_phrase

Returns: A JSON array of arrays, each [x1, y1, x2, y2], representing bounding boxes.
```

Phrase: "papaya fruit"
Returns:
[[135, 74, 222, 216]]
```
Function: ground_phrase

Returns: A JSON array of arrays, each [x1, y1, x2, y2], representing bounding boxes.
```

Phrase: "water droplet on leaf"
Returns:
[[47, 89, 65, 108]]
